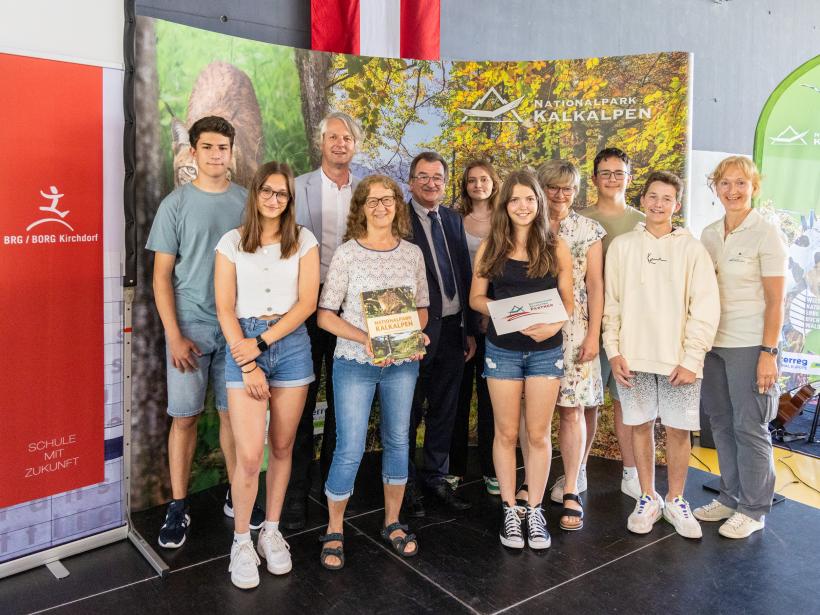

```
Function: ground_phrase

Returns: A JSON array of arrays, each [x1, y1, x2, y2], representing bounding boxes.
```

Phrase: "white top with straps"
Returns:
[[216, 227, 318, 318]]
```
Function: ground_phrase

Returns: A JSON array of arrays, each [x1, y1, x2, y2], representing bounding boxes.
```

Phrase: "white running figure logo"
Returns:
[[26, 186, 74, 231]]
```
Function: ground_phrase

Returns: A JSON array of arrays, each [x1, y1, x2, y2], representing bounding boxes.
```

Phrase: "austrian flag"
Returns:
[[311, 0, 441, 59]]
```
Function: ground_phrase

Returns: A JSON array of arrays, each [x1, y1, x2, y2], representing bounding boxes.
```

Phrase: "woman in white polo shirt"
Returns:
[[215, 161, 320, 588], [695, 156, 787, 539]]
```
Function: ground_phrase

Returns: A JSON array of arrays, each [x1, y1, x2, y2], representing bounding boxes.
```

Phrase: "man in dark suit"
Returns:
[[283, 111, 362, 529], [405, 151, 477, 516]]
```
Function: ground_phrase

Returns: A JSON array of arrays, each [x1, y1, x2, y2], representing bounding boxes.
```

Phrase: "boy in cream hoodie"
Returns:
[[603, 171, 720, 539]]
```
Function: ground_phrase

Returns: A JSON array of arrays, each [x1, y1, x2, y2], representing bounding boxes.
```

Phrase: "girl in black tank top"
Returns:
[[468, 169, 573, 550], [486, 259, 562, 351]]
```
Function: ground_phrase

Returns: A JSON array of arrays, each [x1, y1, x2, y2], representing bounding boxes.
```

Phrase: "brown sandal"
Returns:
[[559, 493, 584, 531]]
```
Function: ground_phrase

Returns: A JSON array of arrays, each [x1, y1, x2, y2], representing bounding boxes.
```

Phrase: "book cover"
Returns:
[[361, 286, 426, 363]]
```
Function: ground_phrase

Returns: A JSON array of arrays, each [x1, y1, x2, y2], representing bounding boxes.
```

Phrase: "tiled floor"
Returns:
[[2, 450, 819, 615]]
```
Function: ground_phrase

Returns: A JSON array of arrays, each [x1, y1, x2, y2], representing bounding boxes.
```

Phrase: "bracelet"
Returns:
[[241, 364, 258, 374]]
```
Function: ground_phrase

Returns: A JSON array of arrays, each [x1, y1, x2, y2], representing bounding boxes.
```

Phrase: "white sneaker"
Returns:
[[663, 496, 702, 539], [549, 468, 588, 504], [229, 540, 260, 589], [627, 493, 663, 534], [692, 499, 735, 522], [256, 527, 292, 575], [621, 471, 641, 501], [718, 512, 765, 539]]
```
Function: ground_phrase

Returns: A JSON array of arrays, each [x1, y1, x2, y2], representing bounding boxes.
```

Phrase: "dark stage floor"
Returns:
[[773, 399, 819, 458], [3, 452, 820, 615]]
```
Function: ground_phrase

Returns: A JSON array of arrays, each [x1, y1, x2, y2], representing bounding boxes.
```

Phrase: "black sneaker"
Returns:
[[525, 504, 551, 550], [158, 499, 190, 549], [224, 488, 265, 530], [499, 502, 524, 549]]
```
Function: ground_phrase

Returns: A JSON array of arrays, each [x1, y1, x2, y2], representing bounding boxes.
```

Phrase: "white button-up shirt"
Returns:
[[319, 169, 353, 281]]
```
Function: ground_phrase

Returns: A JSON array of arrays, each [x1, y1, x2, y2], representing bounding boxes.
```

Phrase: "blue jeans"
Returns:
[[325, 358, 420, 501]]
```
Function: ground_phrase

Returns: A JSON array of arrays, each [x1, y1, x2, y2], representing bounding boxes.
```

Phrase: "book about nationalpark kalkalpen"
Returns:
[[361, 286, 426, 363]]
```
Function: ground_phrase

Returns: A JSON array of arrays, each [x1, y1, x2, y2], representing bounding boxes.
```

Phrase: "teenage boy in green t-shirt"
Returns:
[[549, 147, 645, 504]]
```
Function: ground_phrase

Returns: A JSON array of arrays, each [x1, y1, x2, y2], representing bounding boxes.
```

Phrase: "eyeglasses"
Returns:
[[596, 170, 630, 180], [413, 174, 445, 185], [546, 185, 575, 196], [259, 186, 290, 203], [365, 195, 397, 209]]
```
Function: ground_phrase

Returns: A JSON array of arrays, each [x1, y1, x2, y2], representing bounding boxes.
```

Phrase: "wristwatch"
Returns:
[[760, 345, 778, 356], [256, 335, 269, 352]]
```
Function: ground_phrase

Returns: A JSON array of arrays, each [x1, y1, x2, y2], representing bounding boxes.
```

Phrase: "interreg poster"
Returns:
[[131, 18, 691, 508], [755, 55, 820, 385], [0, 53, 125, 564]]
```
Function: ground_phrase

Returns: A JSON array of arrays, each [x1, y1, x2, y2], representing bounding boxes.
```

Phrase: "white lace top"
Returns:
[[319, 239, 430, 364]]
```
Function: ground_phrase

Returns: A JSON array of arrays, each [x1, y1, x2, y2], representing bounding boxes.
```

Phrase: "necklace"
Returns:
[[468, 212, 491, 222]]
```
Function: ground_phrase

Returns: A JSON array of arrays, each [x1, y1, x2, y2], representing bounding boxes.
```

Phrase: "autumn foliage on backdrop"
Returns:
[[327, 52, 689, 209]]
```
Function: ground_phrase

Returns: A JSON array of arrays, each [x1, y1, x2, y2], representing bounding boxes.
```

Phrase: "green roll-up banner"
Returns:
[[754, 55, 820, 383]]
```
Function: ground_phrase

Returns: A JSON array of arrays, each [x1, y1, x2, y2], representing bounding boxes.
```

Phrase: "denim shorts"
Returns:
[[483, 339, 564, 380], [225, 317, 314, 388], [166, 321, 228, 417]]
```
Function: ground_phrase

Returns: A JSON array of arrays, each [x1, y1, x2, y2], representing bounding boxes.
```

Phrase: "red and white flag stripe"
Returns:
[[311, 0, 440, 60]]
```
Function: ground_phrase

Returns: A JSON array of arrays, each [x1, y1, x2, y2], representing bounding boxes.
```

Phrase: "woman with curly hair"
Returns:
[[316, 174, 429, 568]]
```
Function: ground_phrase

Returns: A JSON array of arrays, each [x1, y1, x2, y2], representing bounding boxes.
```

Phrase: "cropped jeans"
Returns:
[[325, 358, 420, 501]]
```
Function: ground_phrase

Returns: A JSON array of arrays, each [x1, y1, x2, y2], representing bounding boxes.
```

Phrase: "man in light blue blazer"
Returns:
[[284, 111, 362, 529]]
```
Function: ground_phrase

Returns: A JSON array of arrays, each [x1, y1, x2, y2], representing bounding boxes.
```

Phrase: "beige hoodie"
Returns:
[[602, 225, 720, 377]]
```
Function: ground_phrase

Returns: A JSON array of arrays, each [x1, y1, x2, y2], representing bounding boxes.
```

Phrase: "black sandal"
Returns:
[[380, 522, 418, 558], [515, 484, 528, 518], [559, 493, 584, 531], [319, 532, 345, 570]]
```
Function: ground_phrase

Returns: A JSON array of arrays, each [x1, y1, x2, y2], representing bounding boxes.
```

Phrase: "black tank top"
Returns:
[[487, 258, 562, 351]]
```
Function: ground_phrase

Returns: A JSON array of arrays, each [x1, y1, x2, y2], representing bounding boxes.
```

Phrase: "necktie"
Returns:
[[427, 210, 457, 300]]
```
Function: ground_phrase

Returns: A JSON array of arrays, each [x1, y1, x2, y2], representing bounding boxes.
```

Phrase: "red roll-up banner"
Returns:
[[0, 54, 104, 508]]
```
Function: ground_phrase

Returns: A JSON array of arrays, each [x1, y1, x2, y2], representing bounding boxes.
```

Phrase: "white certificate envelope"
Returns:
[[487, 288, 568, 335]]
